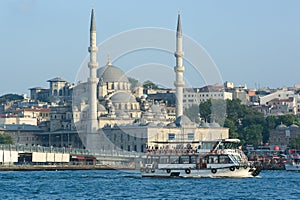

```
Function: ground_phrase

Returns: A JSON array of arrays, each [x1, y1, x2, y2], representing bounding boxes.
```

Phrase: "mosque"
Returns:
[[71, 9, 229, 153]]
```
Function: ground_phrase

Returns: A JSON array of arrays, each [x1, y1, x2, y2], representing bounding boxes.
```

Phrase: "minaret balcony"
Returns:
[[88, 46, 98, 52], [174, 51, 184, 57], [174, 81, 184, 87], [88, 62, 99, 69], [174, 66, 185, 72]]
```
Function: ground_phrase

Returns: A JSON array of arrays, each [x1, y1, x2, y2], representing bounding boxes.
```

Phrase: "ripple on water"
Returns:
[[0, 170, 299, 199]]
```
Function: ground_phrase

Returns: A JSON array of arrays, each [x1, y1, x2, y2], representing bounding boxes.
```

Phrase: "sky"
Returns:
[[0, 0, 300, 96]]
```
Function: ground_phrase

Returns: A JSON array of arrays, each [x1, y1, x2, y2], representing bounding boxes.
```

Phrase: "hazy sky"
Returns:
[[1, 0, 300, 96]]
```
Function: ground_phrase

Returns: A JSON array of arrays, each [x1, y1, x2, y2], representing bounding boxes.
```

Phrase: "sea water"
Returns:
[[0, 170, 299, 199]]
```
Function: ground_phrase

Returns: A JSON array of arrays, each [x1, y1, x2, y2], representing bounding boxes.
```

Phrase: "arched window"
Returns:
[[53, 89, 58, 96]]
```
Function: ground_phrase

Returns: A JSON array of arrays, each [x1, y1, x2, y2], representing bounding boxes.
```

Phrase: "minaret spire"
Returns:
[[174, 12, 184, 118], [106, 53, 112, 66], [88, 8, 99, 134], [90, 9, 96, 32], [177, 12, 182, 37]]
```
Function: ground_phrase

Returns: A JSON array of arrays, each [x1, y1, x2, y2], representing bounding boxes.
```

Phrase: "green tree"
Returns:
[[0, 133, 14, 144], [199, 99, 212, 122], [276, 114, 300, 126], [184, 104, 200, 123], [143, 80, 159, 89], [224, 118, 239, 139], [241, 124, 263, 147], [128, 77, 139, 91], [0, 94, 23, 103], [288, 136, 300, 149]]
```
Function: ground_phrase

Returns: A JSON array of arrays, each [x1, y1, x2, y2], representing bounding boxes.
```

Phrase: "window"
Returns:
[[168, 133, 175, 140], [187, 133, 194, 140]]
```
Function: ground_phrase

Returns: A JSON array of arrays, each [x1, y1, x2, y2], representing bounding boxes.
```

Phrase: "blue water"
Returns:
[[0, 170, 299, 199]]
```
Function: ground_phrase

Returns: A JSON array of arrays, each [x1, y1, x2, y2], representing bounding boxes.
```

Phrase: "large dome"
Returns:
[[97, 65, 129, 83], [110, 92, 136, 103]]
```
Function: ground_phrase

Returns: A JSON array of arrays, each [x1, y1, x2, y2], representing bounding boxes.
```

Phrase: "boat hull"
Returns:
[[141, 166, 258, 178], [285, 163, 300, 171]]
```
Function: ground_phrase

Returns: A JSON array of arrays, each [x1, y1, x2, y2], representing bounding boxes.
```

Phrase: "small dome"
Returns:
[[97, 103, 106, 111], [167, 122, 177, 128], [276, 124, 287, 130], [209, 122, 221, 128], [174, 115, 195, 127], [290, 124, 299, 129], [150, 104, 162, 114], [201, 122, 210, 128], [157, 122, 165, 127], [110, 92, 136, 103], [97, 65, 129, 83], [73, 106, 79, 112], [116, 111, 130, 118]]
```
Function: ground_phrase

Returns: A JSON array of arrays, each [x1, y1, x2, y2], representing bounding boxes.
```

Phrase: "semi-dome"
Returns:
[[97, 65, 129, 83], [116, 111, 130, 118], [110, 92, 136, 103], [201, 122, 210, 128], [276, 124, 287, 130], [97, 103, 106, 111], [174, 115, 196, 127], [290, 124, 299, 129]]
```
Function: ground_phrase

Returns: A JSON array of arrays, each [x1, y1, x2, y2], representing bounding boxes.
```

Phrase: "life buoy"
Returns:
[[151, 169, 155, 173], [166, 169, 171, 173], [185, 168, 191, 174], [252, 171, 258, 177], [211, 168, 217, 174], [229, 166, 235, 171]]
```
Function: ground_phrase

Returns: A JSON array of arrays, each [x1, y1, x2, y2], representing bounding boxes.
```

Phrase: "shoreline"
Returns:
[[0, 165, 135, 171]]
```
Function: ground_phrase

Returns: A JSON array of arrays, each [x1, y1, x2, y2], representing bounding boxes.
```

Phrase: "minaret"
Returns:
[[174, 13, 184, 118], [88, 9, 99, 133]]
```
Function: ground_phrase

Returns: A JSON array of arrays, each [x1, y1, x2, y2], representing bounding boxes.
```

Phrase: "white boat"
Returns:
[[285, 157, 300, 171], [140, 139, 261, 178]]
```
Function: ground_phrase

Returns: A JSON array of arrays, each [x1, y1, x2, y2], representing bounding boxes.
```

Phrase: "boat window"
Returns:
[[190, 155, 197, 164], [202, 142, 215, 150], [170, 156, 179, 164], [159, 156, 169, 164], [219, 155, 232, 164], [208, 155, 219, 164], [180, 155, 190, 164], [233, 155, 242, 162]]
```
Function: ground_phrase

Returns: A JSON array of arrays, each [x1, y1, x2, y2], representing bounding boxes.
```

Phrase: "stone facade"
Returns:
[[269, 124, 300, 150]]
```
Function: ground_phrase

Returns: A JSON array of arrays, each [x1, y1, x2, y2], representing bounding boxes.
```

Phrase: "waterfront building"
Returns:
[[29, 77, 74, 103], [0, 124, 42, 145], [269, 123, 300, 150], [183, 85, 232, 109]]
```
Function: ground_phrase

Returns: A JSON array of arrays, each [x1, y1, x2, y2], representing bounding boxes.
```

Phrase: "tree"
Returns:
[[0, 133, 14, 144], [276, 114, 300, 126], [241, 124, 263, 147], [199, 99, 212, 122], [224, 118, 239, 139], [0, 94, 23, 103], [143, 80, 159, 90], [288, 136, 300, 149], [184, 104, 200, 123], [128, 77, 140, 91]]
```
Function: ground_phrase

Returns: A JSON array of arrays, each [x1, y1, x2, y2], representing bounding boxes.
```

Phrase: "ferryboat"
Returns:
[[140, 139, 261, 178], [285, 157, 300, 171]]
